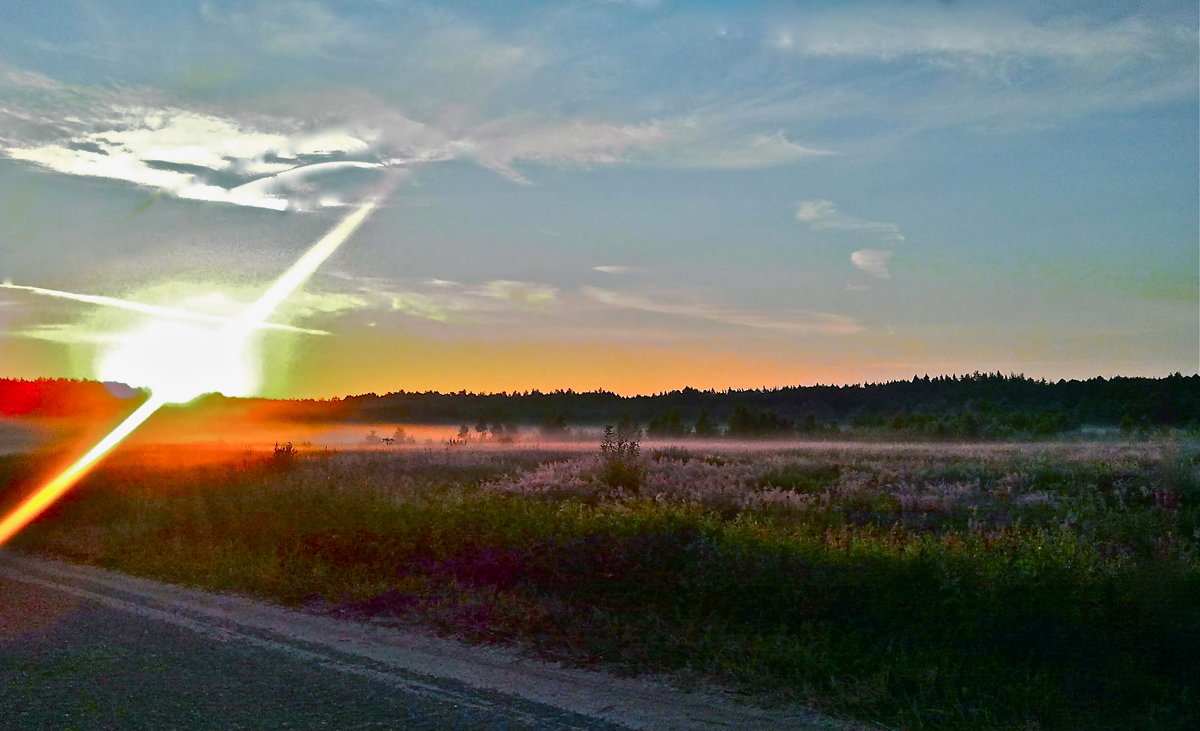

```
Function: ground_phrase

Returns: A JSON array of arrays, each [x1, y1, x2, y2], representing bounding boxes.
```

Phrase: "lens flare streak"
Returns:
[[0, 395, 166, 546], [0, 198, 382, 548], [230, 199, 378, 333]]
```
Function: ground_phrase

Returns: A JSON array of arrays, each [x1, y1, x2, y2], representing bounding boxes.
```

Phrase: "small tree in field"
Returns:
[[599, 424, 644, 492]]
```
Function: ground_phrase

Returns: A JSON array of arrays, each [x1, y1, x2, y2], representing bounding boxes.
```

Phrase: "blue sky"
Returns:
[[0, 0, 1196, 397]]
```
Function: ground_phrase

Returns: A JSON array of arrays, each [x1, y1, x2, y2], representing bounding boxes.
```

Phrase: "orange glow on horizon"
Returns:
[[282, 334, 871, 399]]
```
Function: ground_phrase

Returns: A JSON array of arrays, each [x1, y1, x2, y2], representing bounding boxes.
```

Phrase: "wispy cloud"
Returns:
[[581, 286, 862, 334], [795, 200, 902, 280], [481, 280, 557, 304], [767, 7, 1177, 65], [0, 282, 327, 335], [6, 323, 124, 346], [850, 249, 894, 279], [199, 0, 353, 57], [663, 128, 833, 169], [394, 24, 543, 113], [797, 199, 905, 242], [325, 275, 862, 336], [387, 292, 459, 322], [277, 290, 370, 321], [332, 277, 561, 323], [593, 265, 646, 275], [691, 6, 1195, 140], [464, 118, 664, 183]]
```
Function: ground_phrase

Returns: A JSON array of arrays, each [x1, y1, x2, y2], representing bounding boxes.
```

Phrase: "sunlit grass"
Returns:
[[4, 440, 1198, 729]]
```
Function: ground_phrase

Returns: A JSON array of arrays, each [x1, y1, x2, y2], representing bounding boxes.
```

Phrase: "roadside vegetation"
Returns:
[[4, 437, 1198, 729]]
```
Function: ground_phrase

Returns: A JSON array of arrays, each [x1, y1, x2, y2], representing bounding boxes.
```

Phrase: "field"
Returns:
[[3, 436, 1198, 730]]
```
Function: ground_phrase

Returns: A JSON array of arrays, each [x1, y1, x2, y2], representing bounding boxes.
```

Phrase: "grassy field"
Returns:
[[3, 437, 1198, 729]]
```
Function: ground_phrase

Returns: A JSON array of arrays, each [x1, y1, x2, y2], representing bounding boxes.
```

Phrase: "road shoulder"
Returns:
[[0, 551, 856, 730]]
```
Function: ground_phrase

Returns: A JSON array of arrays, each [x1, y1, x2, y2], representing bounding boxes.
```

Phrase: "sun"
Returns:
[[0, 196, 383, 549], [96, 317, 258, 405]]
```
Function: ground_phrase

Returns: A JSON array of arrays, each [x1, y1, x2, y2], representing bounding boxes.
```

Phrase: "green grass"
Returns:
[[4, 441, 1199, 729]]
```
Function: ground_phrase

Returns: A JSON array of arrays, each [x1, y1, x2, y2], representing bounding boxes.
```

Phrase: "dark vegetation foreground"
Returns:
[[3, 439, 1198, 730]]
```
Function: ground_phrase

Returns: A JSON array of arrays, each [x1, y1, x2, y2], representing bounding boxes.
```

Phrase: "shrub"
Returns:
[[271, 441, 297, 472], [599, 424, 644, 492], [651, 446, 693, 463]]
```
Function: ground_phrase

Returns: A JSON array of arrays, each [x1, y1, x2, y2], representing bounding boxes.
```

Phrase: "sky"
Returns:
[[0, 0, 1196, 399]]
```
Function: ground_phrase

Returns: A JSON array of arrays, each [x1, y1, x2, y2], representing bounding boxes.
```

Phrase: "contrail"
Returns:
[[0, 282, 329, 336], [0, 197, 383, 548]]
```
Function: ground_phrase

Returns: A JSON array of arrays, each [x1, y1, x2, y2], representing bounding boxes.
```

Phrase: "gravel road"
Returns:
[[0, 552, 843, 730]]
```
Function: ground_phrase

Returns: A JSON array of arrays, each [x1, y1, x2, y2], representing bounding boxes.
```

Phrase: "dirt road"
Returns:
[[0, 552, 843, 729]]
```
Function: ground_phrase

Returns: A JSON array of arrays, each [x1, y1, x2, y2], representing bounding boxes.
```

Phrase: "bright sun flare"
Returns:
[[97, 320, 257, 404], [0, 197, 383, 548]]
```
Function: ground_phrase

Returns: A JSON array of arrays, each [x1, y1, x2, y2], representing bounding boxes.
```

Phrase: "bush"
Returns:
[[599, 424, 644, 492], [271, 441, 297, 472]]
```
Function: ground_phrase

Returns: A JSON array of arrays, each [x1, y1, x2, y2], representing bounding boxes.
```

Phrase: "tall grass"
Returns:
[[4, 440, 1198, 729]]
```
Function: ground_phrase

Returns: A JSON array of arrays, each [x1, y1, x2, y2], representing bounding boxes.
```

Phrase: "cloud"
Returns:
[[2, 69, 65, 92], [80, 110, 293, 168], [0, 278, 379, 356], [396, 24, 543, 113], [388, 292, 457, 322], [680, 7, 1194, 141], [5, 323, 123, 345], [310, 276, 864, 339], [795, 199, 836, 223], [581, 286, 862, 334], [0, 281, 327, 335], [349, 278, 562, 322], [767, 7, 1175, 65], [850, 249, 894, 279], [593, 265, 646, 275], [481, 280, 557, 305], [9, 144, 283, 210], [276, 290, 369, 320], [335, 275, 861, 334], [457, 117, 825, 180], [796, 199, 904, 241], [225, 160, 386, 209], [664, 129, 833, 169], [465, 118, 664, 183], [3, 103, 394, 210], [5, 0, 1187, 206], [200, 0, 353, 56], [0, 68, 673, 194]]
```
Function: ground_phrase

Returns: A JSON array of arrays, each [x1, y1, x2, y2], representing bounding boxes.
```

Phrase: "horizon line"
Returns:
[[2, 370, 1195, 403]]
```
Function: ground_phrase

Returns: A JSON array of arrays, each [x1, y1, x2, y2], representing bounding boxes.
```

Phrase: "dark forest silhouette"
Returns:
[[3, 372, 1197, 439]]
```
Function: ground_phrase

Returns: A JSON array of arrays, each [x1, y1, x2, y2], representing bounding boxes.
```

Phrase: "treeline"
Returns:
[[318, 372, 1200, 437], [0, 378, 143, 418], [2, 372, 1197, 438]]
